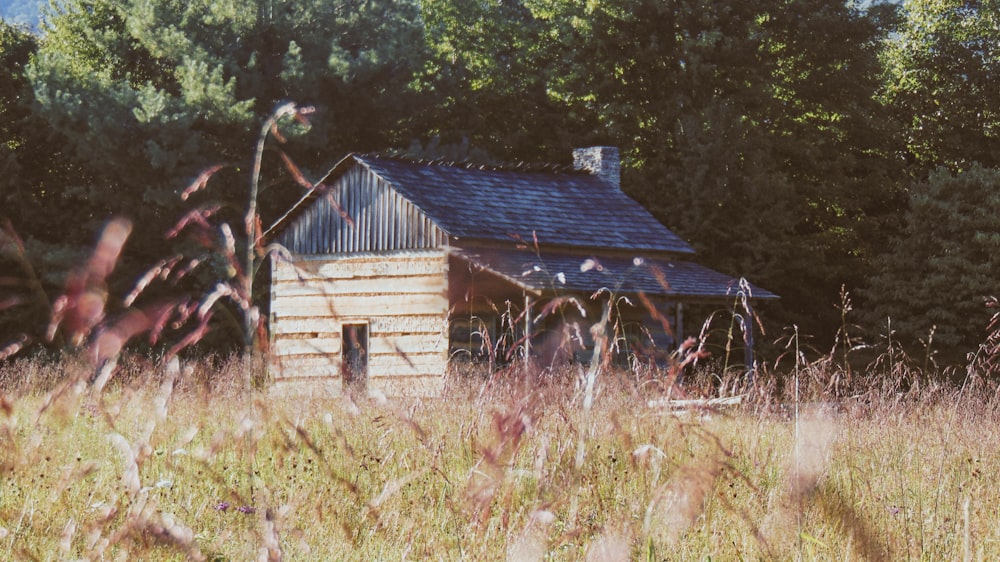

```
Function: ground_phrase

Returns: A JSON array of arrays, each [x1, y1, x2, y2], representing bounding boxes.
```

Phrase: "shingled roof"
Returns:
[[272, 154, 696, 254], [354, 155, 694, 253]]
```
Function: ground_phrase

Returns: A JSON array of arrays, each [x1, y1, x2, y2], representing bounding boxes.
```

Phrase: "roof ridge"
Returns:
[[358, 152, 586, 176]]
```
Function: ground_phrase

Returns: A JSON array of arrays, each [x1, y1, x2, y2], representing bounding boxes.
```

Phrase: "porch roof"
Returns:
[[452, 247, 778, 301]]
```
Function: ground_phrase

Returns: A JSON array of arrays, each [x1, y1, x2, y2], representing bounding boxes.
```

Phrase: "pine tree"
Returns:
[[865, 165, 1000, 356]]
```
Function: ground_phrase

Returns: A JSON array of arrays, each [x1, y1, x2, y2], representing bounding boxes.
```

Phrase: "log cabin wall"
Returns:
[[269, 250, 449, 397]]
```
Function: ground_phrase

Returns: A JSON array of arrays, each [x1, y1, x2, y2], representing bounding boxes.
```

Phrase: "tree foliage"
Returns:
[[882, 0, 1000, 170], [19, 0, 435, 350], [1, 20, 92, 345], [418, 0, 578, 159], [30, 0, 432, 214], [505, 0, 905, 339], [865, 165, 1000, 353], [864, 0, 1000, 357], [2, 0, 999, 361], [0, 21, 34, 174]]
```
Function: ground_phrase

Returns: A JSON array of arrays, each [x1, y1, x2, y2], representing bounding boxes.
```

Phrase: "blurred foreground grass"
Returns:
[[1, 356, 999, 561]]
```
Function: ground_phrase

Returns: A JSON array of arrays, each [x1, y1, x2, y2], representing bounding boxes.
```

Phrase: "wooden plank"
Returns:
[[270, 374, 444, 398], [370, 352, 447, 368], [272, 337, 340, 357], [271, 323, 446, 353], [270, 353, 340, 369], [369, 315, 446, 335], [270, 316, 342, 335], [269, 354, 341, 379], [369, 333, 445, 355], [365, 365, 444, 379], [270, 355, 446, 380], [648, 395, 744, 410], [274, 253, 446, 282], [270, 330, 340, 340], [273, 293, 448, 318], [271, 346, 446, 372], [269, 369, 446, 397], [272, 275, 445, 298], [271, 364, 341, 379], [270, 315, 447, 337], [270, 353, 446, 376], [270, 366, 445, 395]]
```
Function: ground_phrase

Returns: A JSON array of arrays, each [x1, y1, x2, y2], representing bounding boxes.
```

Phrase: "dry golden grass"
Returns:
[[0, 356, 999, 560]]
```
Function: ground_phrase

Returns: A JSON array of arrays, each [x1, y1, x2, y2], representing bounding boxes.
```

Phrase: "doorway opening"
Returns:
[[342, 323, 368, 394]]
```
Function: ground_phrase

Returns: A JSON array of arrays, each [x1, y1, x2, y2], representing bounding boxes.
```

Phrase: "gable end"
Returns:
[[277, 163, 446, 254]]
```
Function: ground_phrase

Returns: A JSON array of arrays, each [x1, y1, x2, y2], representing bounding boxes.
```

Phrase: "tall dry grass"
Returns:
[[1, 355, 999, 560]]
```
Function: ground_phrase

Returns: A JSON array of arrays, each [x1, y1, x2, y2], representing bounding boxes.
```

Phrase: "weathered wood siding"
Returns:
[[269, 250, 449, 397], [277, 165, 447, 254]]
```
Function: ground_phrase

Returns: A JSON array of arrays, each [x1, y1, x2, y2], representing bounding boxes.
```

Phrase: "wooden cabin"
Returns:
[[265, 147, 776, 397]]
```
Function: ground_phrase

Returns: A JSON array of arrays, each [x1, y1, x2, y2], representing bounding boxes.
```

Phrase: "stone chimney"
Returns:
[[573, 146, 620, 190]]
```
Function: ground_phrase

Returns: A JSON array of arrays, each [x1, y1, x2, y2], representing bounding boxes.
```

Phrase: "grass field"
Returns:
[[1, 355, 998, 561]]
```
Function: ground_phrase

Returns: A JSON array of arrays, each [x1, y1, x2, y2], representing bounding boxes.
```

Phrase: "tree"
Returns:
[[30, 0, 434, 228], [418, 0, 580, 160], [865, 165, 1000, 356], [518, 0, 904, 340], [24, 0, 434, 351], [13, 0, 926, 357], [863, 0, 1000, 360], [1, 20, 93, 347], [882, 0, 1000, 170], [0, 21, 34, 179]]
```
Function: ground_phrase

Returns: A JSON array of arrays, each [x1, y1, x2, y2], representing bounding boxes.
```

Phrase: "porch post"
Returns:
[[524, 294, 533, 365], [743, 298, 757, 382], [675, 302, 684, 349]]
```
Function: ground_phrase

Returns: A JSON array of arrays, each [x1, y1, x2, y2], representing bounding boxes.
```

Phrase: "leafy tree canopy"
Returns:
[[18, 0, 435, 351], [29, 0, 432, 224], [882, 0, 1000, 170], [6, 0, 999, 363], [860, 0, 1000, 361], [488, 0, 907, 340]]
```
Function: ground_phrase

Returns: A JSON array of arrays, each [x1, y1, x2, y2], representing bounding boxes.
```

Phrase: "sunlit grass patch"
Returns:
[[1, 356, 1000, 560]]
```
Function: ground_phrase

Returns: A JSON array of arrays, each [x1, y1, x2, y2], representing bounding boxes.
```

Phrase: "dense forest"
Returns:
[[1, 0, 998, 368]]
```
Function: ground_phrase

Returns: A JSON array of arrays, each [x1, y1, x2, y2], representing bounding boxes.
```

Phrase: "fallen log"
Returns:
[[647, 395, 744, 410]]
